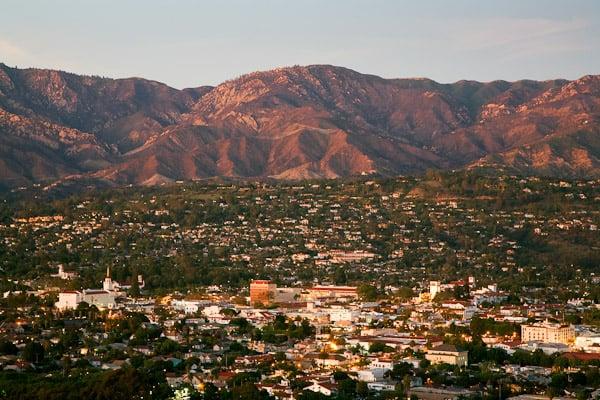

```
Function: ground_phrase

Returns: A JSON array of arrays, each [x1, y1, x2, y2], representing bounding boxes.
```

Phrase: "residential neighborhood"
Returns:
[[0, 173, 599, 399]]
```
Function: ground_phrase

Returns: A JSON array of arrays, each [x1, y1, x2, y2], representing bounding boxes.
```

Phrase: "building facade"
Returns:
[[426, 344, 468, 367], [521, 322, 575, 344], [250, 280, 276, 305], [55, 289, 116, 310], [306, 285, 358, 300], [55, 291, 83, 311]]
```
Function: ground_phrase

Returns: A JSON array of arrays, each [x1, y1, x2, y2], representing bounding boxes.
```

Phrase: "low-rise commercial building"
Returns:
[[426, 344, 468, 367]]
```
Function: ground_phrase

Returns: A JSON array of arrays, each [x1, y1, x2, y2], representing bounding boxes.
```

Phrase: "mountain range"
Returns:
[[0, 63, 599, 190]]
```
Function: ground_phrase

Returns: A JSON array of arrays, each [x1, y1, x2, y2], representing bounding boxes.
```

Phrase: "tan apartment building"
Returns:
[[521, 322, 574, 344]]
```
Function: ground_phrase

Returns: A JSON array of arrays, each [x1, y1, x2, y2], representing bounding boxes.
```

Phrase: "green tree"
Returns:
[[0, 339, 18, 355], [356, 380, 369, 398], [358, 284, 378, 301], [22, 341, 45, 363]]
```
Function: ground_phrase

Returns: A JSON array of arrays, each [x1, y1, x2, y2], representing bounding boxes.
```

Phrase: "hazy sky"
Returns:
[[1, 0, 599, 88]]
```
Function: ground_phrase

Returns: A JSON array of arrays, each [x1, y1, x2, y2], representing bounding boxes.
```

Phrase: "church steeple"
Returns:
[[103, 266, 113, 291]]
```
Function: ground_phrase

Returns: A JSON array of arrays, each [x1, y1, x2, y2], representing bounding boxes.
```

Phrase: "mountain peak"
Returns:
[[0, 64, 599, 189]]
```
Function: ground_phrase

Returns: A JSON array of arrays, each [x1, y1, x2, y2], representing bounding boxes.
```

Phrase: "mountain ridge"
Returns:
[[0, 62, 599, 189]]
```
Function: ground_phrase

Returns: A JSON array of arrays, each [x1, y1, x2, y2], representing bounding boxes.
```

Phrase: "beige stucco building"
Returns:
[[426, 344, 468, 367], [521, 322, 574, 344]]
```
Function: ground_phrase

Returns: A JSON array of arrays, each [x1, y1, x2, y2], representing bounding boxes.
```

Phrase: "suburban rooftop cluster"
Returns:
[[0, 172, 599, 399]]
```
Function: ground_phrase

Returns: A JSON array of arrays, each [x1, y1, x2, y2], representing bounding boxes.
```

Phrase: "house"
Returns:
[[356, 368, 386, 382], [311, 353, 347, 368], [257, 383, 293, 398], [492, 340, 521, 355], [370, 357, 396, 371], [51, 264, 78, 280], [304, 381, 338, 396]]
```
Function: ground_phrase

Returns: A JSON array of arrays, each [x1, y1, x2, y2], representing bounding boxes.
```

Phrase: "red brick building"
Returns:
[[250, 280, 276, 305]]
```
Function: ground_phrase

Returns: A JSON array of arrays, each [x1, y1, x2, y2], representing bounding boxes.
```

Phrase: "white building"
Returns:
[[304, 381, 337, 396], [574, 332, 600, 353], [202, 305, 222, 317], [367, 382, 396, 392], [55, 291, 83, 311], [370, 357, 396, 371], [518, 341, 570, 355], [328, 306, 358, 323], [55, 266, 120, 311], [102, 266, 144, 293], [55, 289, 116, 310], [172, 300, 204, 315], [103, 267, 114, 291], [82, 290, 117, 309], [51, 265, 78, 280], [429, 281, 441, 299], [356, 368, 386, 382]]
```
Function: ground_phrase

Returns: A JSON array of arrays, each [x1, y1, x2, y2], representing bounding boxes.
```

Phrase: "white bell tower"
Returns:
[[103, 266, 114, 291]]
